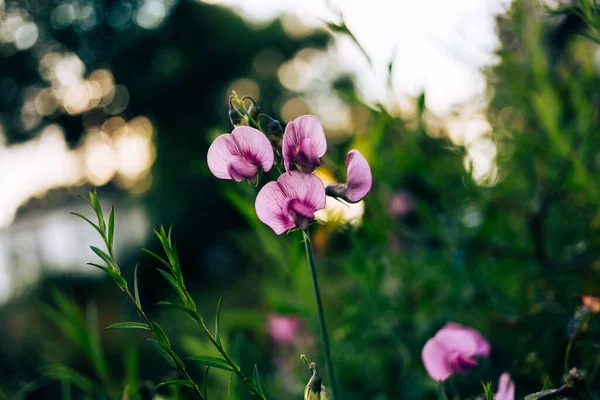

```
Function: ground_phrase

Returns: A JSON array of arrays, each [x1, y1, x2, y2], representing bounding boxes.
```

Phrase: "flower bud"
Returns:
[[262, 114, 283, 137], [304, 363, 329, 400], [229, 108, 242, 127]]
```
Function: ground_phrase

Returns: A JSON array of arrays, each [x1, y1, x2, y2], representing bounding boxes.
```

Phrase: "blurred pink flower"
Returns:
[[326, 150, 372, 203], [387, 191, 414, 217], [267, 313, 301, 345], [255, 171, 326, 234], [283, 115, 327, 173], [422, 322, 490, 381], [495, 373, 515, 400], [207, 126, 274, 182]]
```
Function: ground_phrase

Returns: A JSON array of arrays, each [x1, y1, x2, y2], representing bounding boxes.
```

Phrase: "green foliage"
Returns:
[[66, 190, 270, 399], [187, 356, 236, 372], [482, 381, 494, 400]]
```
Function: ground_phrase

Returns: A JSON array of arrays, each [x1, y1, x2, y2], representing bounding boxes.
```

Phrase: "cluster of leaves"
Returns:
[[67, 190, 271, 399]]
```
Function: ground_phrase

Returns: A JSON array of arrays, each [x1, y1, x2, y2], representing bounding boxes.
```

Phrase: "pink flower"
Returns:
[[326, 150, 372, 203], [255, 171, 326, 234], [266, 313, 300, 345], [282, 115, 327, 173], [422, 322, 490, 382], [207, 126, 274, 182], [495, 373, 515, 400], [387, 191, 414, 217]]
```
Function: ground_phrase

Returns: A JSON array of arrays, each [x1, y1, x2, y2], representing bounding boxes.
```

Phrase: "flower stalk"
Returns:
[[302, 229, 339, 400]]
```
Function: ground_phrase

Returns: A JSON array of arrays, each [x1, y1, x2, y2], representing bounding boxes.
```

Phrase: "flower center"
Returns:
[[283, 198, 314, 230], [448, 351, 478, 375]]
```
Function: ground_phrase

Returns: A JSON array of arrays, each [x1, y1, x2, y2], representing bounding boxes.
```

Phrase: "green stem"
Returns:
[[564, 338, 574, 374], [448, 376, 461, 400], [302, 229, 339, 400], [179, 289, 265, 399], [123, 288, 205, 400]]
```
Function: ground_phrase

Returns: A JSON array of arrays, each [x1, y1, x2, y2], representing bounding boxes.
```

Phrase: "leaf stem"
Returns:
[[180, 290, 265, 399], [302, 229, 339, 400], [122, 288, 205, 399]]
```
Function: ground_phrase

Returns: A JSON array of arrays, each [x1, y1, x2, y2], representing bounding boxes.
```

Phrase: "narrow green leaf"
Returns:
[[42, 364, 97, 394], [168, 224, 174, 246], [71, 213, 105, 239], [524, 389, 561, 400], [108, 206, 115, 251], [90, 246, 114, 269], [243, 378, 257, 392], [227, 372, 234, 400], [186, 356, 235, 372], [155, 380, 196, 390], [105, 322, 150, 331], [203, 367, 210, 399], [152, 322, 171, 349], [215, 295, 223, 346], [141, 248, 172, 271], [481, 381, 493, 400], [0, 387, 9, 400], [87, 263, 127, 288], [133, 263, 141, 308], [156, 269, 187, 304], [253, 365, 268, 399], [155, 301, 201, 322], [541, 376, 552, 390], [90, 190, 105, 232], [148, 339, 176, 368]]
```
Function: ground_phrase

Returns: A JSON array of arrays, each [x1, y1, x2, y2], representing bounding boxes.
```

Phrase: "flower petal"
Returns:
[[344, 150, 372, 202], [495, 373, 515, 400], [255, 181, 295, 235], [227, 155, 259, 182], [207, 133, 238, 180], [231, 126, 274, 172], [437, 323, 490, 357], [422, 337, 453, 381], [283, 115, 327, 173], [277, 171, 326, 214]]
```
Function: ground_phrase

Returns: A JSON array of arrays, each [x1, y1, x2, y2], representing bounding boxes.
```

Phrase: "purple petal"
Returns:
[[343, 150, 372, 202], [448, 352, 478, 375], [422, 337, 453, 381], [227, 155, 259, 182], [495, 373, 515, 400], [231, 126, 274, 172], [277, 171, 326, 214], [437, 323, 490, 357], [207, 134, 238, 180], [283, 115, 327, 173], [207, 127, 273, 181], [255, 181, 296, 235]]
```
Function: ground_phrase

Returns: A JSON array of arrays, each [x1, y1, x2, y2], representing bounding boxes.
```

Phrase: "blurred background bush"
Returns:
[[1, 0, 599, 398]]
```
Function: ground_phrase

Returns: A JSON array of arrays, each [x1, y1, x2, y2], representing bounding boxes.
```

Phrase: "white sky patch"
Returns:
[[198, 0, 512, 114]]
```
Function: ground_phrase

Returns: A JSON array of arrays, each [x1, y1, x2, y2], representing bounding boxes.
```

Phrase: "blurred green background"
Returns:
[[1, 0, 600, 398]]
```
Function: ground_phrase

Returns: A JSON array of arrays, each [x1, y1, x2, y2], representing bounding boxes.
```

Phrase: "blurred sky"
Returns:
[[201, 0, 511, 114]]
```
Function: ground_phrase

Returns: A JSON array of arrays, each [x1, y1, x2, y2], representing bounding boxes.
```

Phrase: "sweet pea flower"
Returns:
[[266, 313, 301, 345], [326, 150, 372, 203], [255, 171, 326, 234], [283, 115, 327, 173], [495, 373, 515, 400], [207, 126, 274, 182], [422, 322, 490, 381]]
